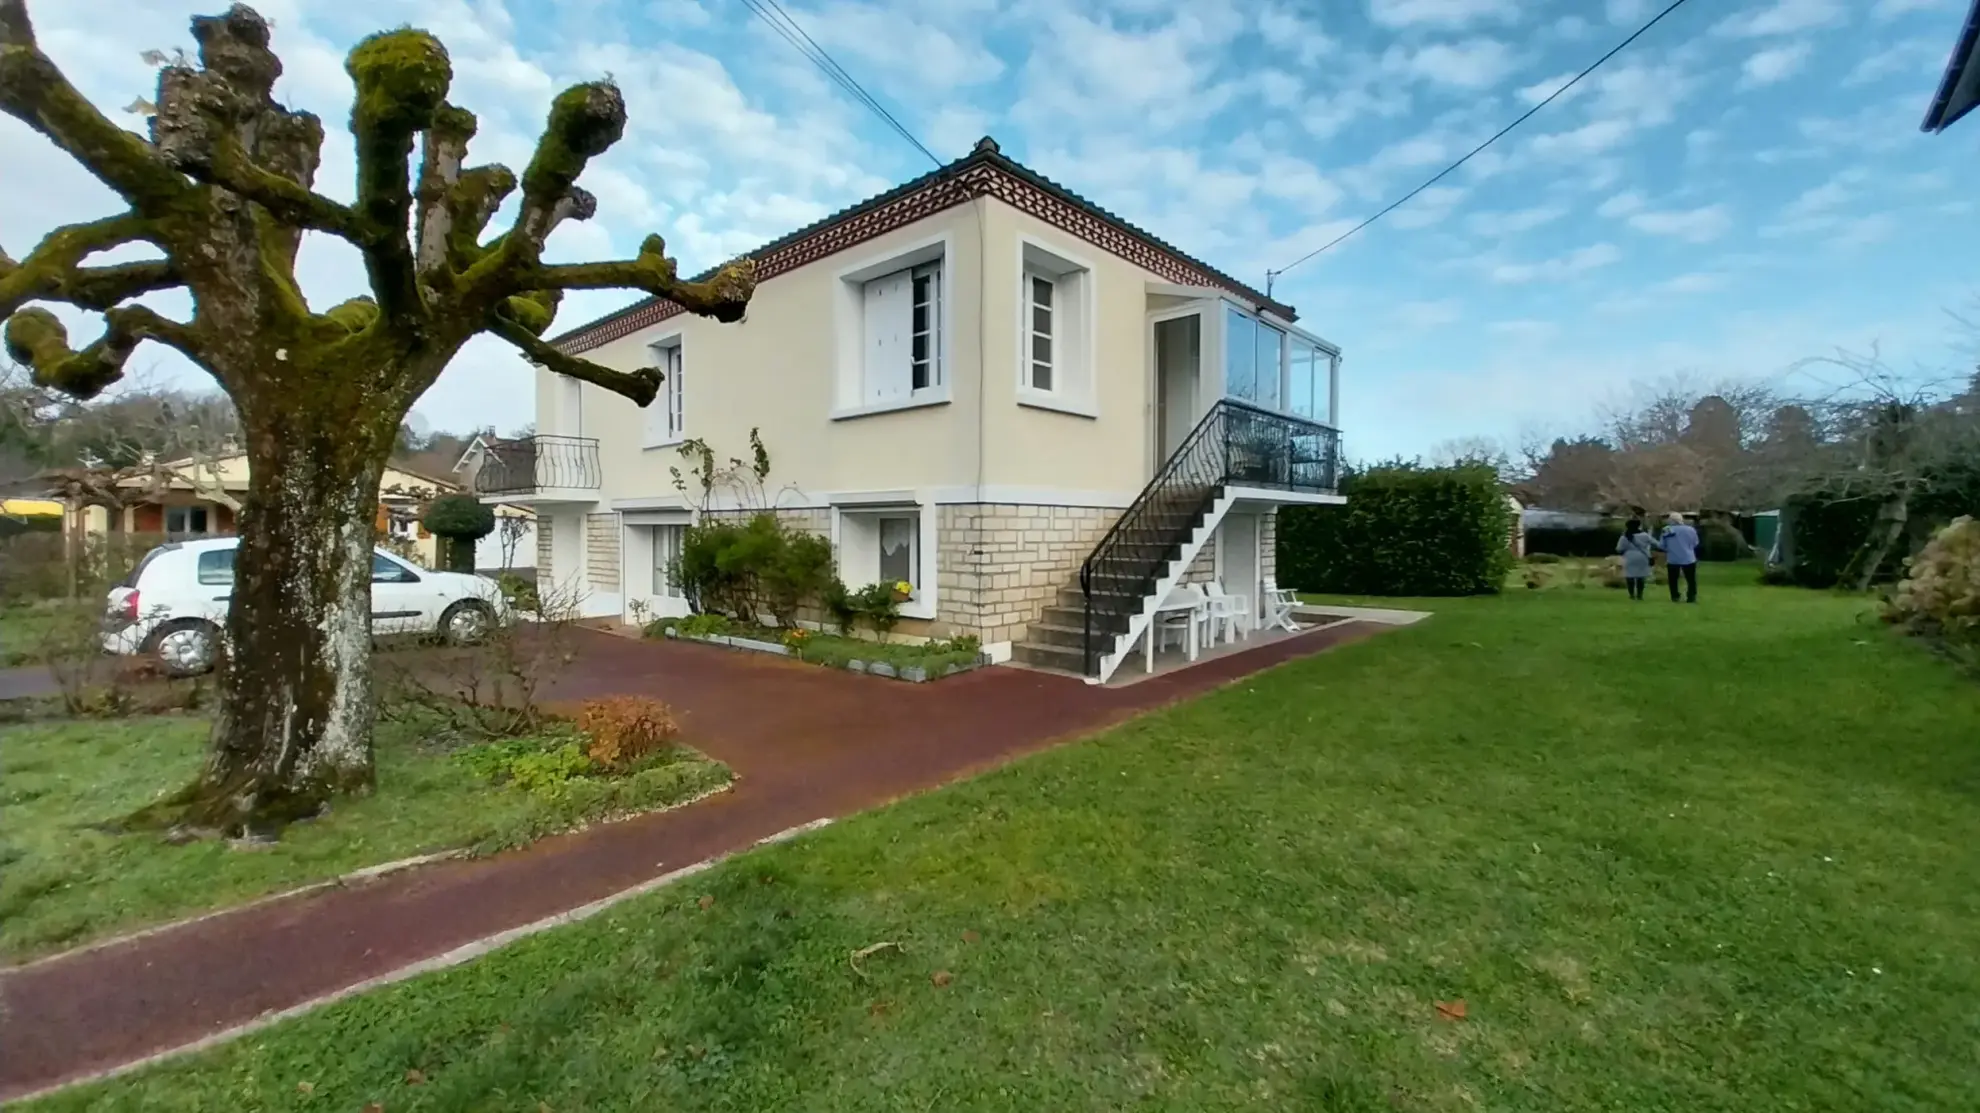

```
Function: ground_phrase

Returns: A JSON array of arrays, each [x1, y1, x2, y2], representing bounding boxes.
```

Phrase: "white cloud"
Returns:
[[797, 1, 1005, 95], [1627, 204, 1734, 243], [1740, 41, 1812, 87], [1390, 38, 1517, 90], [1516, 71, 1580, 106], [1605, 0, 1653, 23], [1846, 37, 1947, 85], [1390, 185, 1468, 229], [1489, 318, 1559, 340], [1394, 299, 1464, 328], [1528, 117, 1633, 158], [1490, 242, 1622, 283], [1466, 203, 1568, 236], [1598, 190, 1647, 218], [1368, 0, 1515, 30], [1657, 272, 1729, 294], [1874, 0, 1960, 18], [1716, 0, 1845, 38]]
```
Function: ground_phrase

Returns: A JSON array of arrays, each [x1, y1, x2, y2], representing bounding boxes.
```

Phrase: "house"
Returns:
[[61, 453, 460, 568], [450, 435, 539, 572], [1923, 0, 1980, 132], [482, 136, 1343, 683]]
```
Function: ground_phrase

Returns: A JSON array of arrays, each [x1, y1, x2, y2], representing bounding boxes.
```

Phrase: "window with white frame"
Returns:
[[1017, 240, 1091, 407], [835, 506, 928, 611], [1027, 274, 1055, 391], [859, 261, 943, 403], [644, 341, 684, 446], [165, 506, 209, 536]]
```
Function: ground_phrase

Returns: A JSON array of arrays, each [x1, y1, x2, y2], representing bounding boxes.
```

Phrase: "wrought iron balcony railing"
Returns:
[[472, 435, 601, 497], [1078, 399, 1339, 674]]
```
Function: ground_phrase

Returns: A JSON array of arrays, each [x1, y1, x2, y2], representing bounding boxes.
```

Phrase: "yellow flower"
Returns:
[[894, 580, 914, 594]]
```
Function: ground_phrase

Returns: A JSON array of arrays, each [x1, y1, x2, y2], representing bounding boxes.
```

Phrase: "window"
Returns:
[[165, 506, 209, 536], [1224, 308, 1258, 403], [650, 524, 683, 597], [371, 553, 417, 583], [1254, 322, 1285, 411], [195, 549, 234, 586], [1289, 338, 1332, 424], [1028, 274, 1055, 391], [644, 342, 684, 446], [860, 262, 942, 402], [878, 514, 917, 588], [388, 511, 419, 540]]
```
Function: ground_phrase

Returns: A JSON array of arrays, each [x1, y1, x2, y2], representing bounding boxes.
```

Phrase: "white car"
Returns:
[[102, 536, 508, 678]]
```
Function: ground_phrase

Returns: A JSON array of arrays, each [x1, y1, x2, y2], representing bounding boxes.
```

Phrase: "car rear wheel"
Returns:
[[439, 600, 494, 646], [145, 620, 220, 678]]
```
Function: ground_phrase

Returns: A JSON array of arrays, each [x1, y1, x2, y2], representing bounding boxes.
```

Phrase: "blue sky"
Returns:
[[4, 0, 1978, 460]]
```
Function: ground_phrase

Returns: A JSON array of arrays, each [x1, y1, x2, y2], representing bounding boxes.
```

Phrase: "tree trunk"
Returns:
[[171, 428, 389, 836]]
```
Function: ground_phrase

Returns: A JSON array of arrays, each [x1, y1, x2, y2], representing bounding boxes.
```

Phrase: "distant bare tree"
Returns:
[[1429, 435, 1517, 483], [1599, 442, 1711, 521]]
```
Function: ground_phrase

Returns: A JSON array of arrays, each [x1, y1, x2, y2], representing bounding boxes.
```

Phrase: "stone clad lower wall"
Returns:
[[937, 503, 1119, 646], [535, 516, 555, 594], [585, 513, 620, 589]]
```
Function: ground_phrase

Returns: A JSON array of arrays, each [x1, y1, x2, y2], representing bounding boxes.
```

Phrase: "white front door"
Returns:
[[1153, 311, 1204, 466]]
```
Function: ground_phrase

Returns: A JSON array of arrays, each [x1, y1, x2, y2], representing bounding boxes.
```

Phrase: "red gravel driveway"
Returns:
[[0, 620, 1382, 1100]]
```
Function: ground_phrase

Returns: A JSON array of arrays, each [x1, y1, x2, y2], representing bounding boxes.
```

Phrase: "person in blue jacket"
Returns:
[[1656, 512, 1700, 603]]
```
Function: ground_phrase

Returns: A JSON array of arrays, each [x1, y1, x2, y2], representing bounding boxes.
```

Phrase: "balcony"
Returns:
[[472, 435, 601, 503]]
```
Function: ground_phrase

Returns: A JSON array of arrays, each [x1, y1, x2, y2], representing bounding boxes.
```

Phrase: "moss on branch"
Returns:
[[0, 213, 181, 317], [488, 312, 660, 406], [346, 27, 452, 317], [4, 304, 196, 400], [537, 234, 756, 323]]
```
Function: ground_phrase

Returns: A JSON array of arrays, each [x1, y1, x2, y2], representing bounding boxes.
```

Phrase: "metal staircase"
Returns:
[[1011, 398, 1341, 683]]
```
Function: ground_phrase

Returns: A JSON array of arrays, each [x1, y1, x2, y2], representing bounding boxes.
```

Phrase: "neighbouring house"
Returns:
[[447, 436, 539, 572], [60, 454, 460, 568], [1923, 0, 1980, 132], [479, 136, 1343, 683]]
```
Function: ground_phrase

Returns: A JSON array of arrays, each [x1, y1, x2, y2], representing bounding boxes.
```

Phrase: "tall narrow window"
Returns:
[[664, 345, 684, 440], [910, 262, 941, 391], [645, 342, 684, 446], [1028, 274, 1055, 391]]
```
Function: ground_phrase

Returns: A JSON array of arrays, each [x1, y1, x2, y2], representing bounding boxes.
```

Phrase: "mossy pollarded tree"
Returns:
[[0, 1, 755, 834], [421, 492, 494, 571]]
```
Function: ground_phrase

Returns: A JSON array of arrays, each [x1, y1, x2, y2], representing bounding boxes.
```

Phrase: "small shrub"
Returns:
[[671, 613, 732, 639], [761, 529, 834, 629], [783, 626, 815, 652], [576, 696, 682, 770], [1599, 555, 1626, 589], [1758, 565, 1796, 587], [496, 572, 540, 612], [458, 735, 597, 796], [1883, 516, 1979, 647], [1698, 520, 1746, 562], [852, 582, 901, 640], [821, 578, 859, 635], [422, 495, 497, 573]]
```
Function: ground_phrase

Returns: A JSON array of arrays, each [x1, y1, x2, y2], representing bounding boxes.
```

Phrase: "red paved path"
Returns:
[[0, 622, 1381, 1100]]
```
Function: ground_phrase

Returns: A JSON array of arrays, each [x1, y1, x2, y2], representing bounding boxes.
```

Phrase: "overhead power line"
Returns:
[[735, 0, 943, 167], [1265, 0, 1698, 296]]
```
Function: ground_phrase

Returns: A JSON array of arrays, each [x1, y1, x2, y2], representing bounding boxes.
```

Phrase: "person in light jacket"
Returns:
[[1616, 518, 1655, 600], [1656, 512, 1701, 603]]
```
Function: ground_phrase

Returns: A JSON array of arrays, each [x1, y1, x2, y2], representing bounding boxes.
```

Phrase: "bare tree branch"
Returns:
[[487, 313, 660, 406], [4, 304, 201, 399], [346, 28, 454, 320], [0, 0, 190, 212], [0, 213, 181, 318], [534, 234, 756, 324]]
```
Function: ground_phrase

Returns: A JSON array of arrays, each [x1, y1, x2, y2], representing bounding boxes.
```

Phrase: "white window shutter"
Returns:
[[863, 271, 912, 401]]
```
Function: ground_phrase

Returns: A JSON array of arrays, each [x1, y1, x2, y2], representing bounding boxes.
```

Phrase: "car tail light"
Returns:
[[122, 590, 140, 621]]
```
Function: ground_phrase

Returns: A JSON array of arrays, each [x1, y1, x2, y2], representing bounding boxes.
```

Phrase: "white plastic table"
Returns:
[[1145, 586, 1207, 674]]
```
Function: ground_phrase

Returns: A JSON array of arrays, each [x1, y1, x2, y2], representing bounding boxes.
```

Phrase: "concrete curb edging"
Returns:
[[663, 626, 990, 683], [1, 815, 838, 1106]]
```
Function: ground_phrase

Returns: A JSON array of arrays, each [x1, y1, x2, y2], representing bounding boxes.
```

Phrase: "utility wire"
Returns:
[[1265, 0, 1697, 296], [736, 0, 943, 167]]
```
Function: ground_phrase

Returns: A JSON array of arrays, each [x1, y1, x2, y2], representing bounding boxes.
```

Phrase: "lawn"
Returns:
[[0, 601, 94, 667], [31, 581, 1980, 1111], [0, 715, 731, 961]]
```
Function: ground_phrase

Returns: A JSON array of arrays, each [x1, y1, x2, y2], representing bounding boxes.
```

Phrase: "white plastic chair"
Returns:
[[1202, 581, 1249, 645], [1262, 579, 1302, 633]]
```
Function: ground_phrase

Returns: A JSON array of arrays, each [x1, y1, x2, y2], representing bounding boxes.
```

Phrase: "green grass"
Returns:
[[32, 582, 1980, 1111], [0, 601, 93, 667], [0, 717, 731, 961]]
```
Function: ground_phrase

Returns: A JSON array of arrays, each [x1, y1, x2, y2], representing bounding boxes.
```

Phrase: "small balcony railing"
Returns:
[[473, 435, 601, 496]]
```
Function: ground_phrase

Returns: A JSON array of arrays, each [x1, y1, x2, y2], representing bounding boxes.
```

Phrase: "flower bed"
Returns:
[[650, 616, 988, 682]]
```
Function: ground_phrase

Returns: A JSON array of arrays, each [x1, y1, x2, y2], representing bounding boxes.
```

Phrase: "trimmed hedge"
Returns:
[[1697, 520, 1747, 562], [1277, 464, 1514, 597]]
